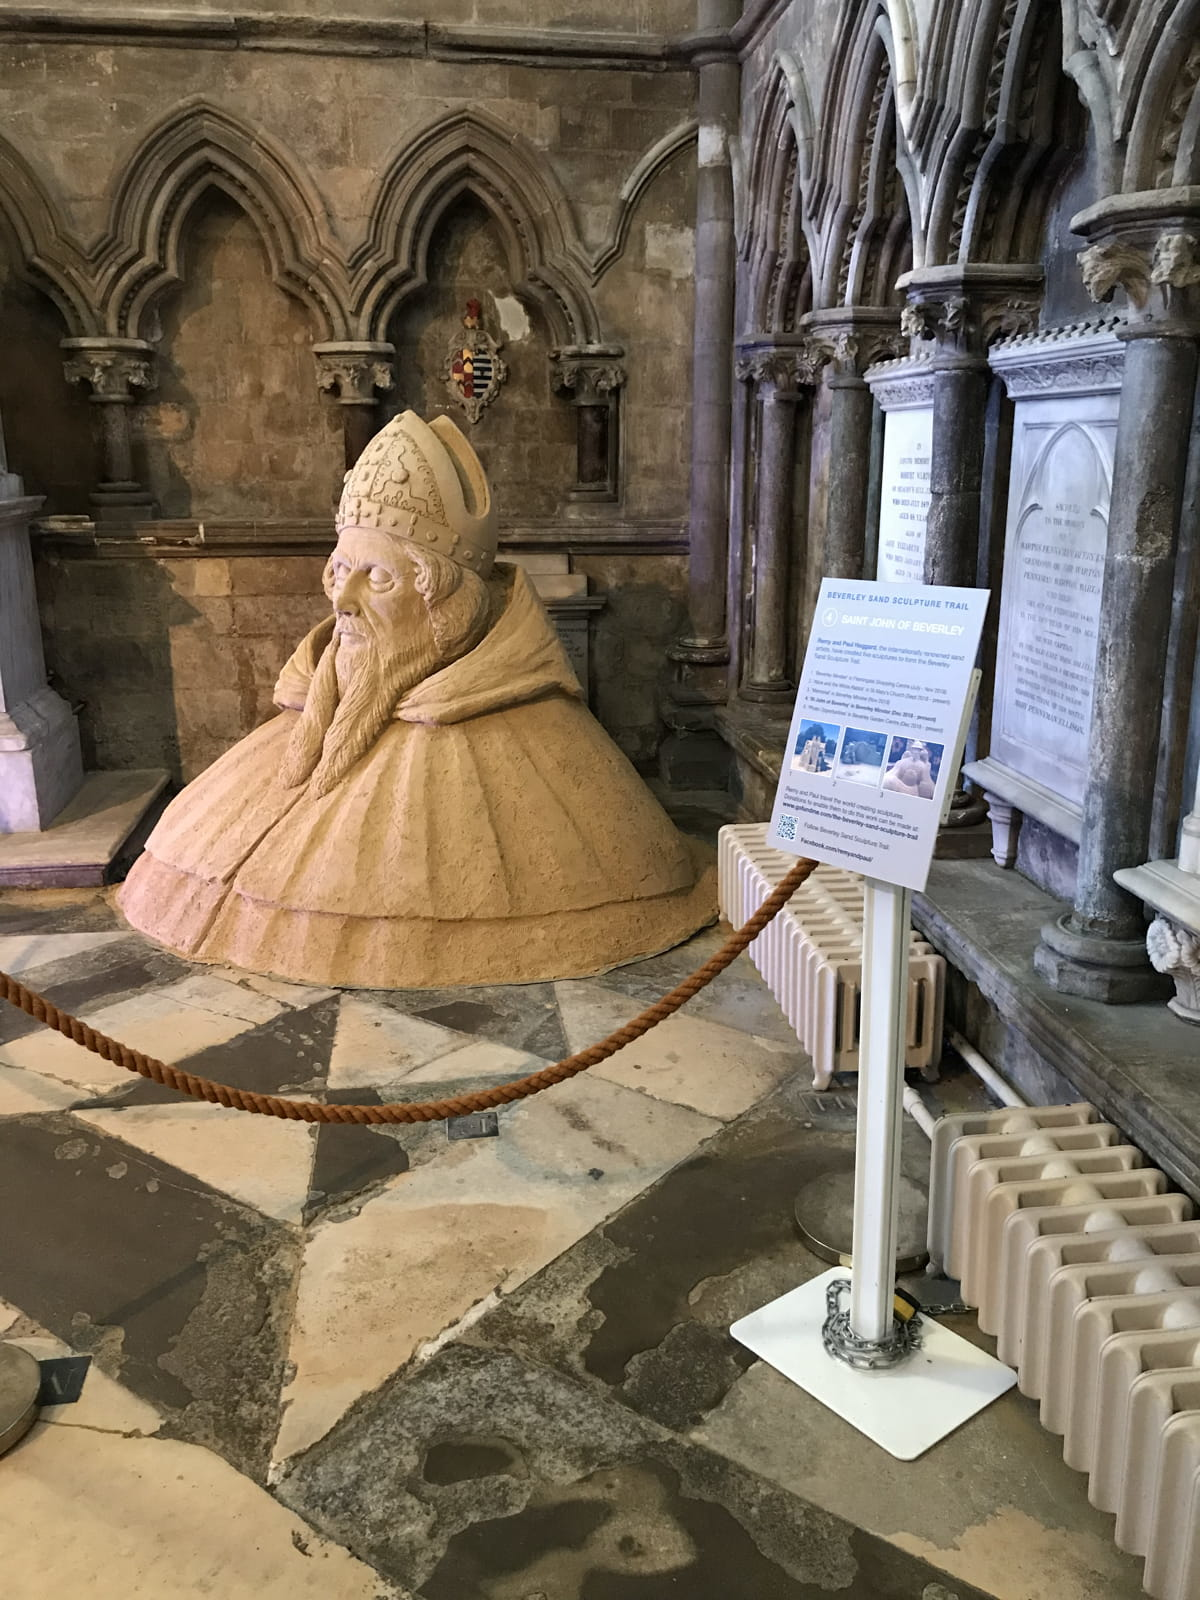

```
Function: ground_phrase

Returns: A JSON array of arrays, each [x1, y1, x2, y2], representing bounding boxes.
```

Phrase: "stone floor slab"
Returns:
[[3, 1424, 396, 1600], [273, 1075, 719, 1465], [556, 978, 799, 1120]]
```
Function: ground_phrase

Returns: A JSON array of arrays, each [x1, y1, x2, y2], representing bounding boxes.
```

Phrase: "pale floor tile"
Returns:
[[2, 1428, 393, 1600], [238, 971, 337, 1008], [0, 1062, 85, 1116], [399, 1038, 547, 1084], [0, 932, 131, 975], [0, 985, 259, 1094], [555, 980, 798, 1122], [273, 1073, 718, 1464], [327, 994, 468, 1088], [74, 1104, 317, 1224], [165, 972, 289, 1026], [5, 1332, 163, 1436]]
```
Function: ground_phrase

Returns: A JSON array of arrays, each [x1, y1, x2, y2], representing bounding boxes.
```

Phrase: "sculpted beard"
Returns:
[[278, 614, 440, 797], [279, 550, 491, 798]]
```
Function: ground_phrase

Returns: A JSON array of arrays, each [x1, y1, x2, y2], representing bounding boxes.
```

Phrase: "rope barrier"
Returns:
[[0, 857, 817, 1124]]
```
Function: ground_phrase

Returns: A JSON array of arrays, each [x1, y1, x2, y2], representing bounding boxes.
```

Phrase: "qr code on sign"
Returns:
[[777, 814, 797, 842]]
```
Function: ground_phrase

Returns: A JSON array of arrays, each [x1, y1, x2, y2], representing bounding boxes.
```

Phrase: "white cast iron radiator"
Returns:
[[931, 1102, 1200, 1600], [716, 823, 945, 1089]]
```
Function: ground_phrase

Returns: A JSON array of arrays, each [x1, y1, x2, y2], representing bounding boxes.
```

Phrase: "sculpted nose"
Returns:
[[335, 571, 365, 613]]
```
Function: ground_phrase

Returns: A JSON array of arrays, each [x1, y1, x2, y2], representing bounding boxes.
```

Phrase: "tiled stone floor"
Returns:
[[0, 884, 1149, 1599]]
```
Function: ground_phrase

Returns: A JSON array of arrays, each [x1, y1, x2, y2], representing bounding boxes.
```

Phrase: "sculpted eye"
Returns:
[[331, 559, 349, 582], [368, 566, 394, 590]]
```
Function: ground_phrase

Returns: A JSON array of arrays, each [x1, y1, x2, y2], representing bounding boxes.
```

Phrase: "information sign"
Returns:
[[768, 580, 989, 891]]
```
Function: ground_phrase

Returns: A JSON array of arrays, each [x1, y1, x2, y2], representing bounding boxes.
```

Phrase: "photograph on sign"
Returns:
[[768, 581, 989, 891]]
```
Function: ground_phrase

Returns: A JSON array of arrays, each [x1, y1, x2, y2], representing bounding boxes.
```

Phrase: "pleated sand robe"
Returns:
[[120, 565, 716, 987]]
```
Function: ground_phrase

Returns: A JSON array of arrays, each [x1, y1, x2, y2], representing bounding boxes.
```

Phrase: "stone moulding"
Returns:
[[32, 516, 689, 557], [988, 319, 1126, 397], [962, 756, 1084, 846], [863, 354, 935, 410]]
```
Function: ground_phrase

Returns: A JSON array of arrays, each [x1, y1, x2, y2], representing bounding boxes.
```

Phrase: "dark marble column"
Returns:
[[61, 338, 158, 523], [739, 351, 807, 702], [550, 346, 627, 501], [313, 343, 395, 468], [1036, 218, 1200, 1002], [669, 2, 740, 689], [801, 311, 902, 581], [897, 268, 1042, 590]]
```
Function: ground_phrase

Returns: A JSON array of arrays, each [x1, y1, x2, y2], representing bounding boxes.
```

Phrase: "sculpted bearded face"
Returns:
[[884, 743, 934, 797], [278, 527, 492, 797]]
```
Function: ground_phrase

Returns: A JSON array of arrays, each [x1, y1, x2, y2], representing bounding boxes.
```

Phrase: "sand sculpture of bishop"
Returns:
[[120, 411, 716, 987]]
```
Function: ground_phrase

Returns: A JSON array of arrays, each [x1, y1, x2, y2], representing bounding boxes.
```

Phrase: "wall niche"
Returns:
[[387, 193, 574, 522], [139, 191, 343, 522]]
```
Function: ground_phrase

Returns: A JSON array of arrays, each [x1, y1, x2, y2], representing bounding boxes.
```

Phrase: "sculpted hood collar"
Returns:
[[274, 562, 583, 727]]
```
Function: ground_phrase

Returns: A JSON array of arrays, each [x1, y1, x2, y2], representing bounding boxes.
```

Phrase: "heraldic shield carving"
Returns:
[[443, 299, 508, 424]]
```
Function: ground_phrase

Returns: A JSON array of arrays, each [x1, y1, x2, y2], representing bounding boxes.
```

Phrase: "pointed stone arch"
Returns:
[[922, 0, 1084, 268], [92, 101, 351, 340], [1123, 0, 1200, 188], [745, 63, 813, 333], [352, 109, 602, 345], [809, 0, 918, 307], [0, 136, 96, 335]]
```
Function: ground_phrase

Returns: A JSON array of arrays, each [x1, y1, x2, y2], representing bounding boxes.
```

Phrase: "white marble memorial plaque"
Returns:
[[877, 407, 932, 584], [865, 357, 934, 587], [992, 421, 1111, 806], [965, 325, 1124, 840]]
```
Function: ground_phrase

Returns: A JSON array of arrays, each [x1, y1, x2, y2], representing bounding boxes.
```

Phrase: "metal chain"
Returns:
[[821, 1276, 924, 1370]]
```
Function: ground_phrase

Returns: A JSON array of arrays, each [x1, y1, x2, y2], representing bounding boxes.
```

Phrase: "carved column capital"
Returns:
[[312, 342, 395, 404], [734, 343, 821, 394], [61, 337, 157, 403], [550, 345, 627, 403], [1078, 230, 1200, 330], [796, 309, 904, 380], [897, 267, 1043, 362]]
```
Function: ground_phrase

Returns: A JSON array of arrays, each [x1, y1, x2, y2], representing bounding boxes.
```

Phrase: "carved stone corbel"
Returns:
[[61, 337, 158, 523], [550, 344, 626, 501], [313, 341, 395, 467], [1078, 230, 1200, 327], [1147, 916, 1200, 1023]]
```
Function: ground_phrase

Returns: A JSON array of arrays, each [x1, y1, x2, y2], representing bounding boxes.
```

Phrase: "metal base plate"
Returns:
[[0, 1343, 40, 1457], [731, 1267, 1016, 1461], [794, 1168, 929, 1274]]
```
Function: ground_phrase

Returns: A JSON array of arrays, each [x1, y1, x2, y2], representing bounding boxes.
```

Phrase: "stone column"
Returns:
[[0, 413, 82, 832], [802, 310, 902, 580], [898, 267, 1042, 588], [737, 348, 809, 703], [550, 346, 627, 501], [313, 342, 395, 468], [1036, 212, 1200, 1002], [61, 337, 157, 523], [669, 1, 740, 693]]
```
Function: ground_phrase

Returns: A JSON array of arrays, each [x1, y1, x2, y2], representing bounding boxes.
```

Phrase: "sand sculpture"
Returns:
[[882, 741, 936, 798], [120, 411, 716, 987]]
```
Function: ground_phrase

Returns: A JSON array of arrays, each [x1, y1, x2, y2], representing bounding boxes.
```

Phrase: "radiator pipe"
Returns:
[[947, 1027, 1027, 1108]]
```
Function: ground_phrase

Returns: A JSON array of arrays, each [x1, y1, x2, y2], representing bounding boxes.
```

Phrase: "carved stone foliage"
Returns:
[[1147, 915, 1200, 1023], [805, 323, 903, 377], [550, 347, 627, 404], [61, 340, 157, 402], [313, 343, 395, 405], [734, 345, 820, 391], [901, 289, 1039, 357], [1078, 231, 1200, 323]]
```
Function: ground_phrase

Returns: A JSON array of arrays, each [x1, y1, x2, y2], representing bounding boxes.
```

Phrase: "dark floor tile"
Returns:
[[306, 1089, 410, 1223], [279, 1343, 992, 1600], [0, 890, 123, 936], [367, 983, 568, 1062], [0, 939, 193, 1045], [94, 995, 343, 1109], [0, 1111, 297, 1478]]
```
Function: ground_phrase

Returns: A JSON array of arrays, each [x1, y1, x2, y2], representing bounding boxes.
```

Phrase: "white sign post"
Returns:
[[732, 579, 1016, 1459]]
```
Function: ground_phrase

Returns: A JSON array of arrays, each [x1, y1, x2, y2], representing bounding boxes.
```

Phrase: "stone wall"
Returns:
[[0, 17, 698, 769]]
